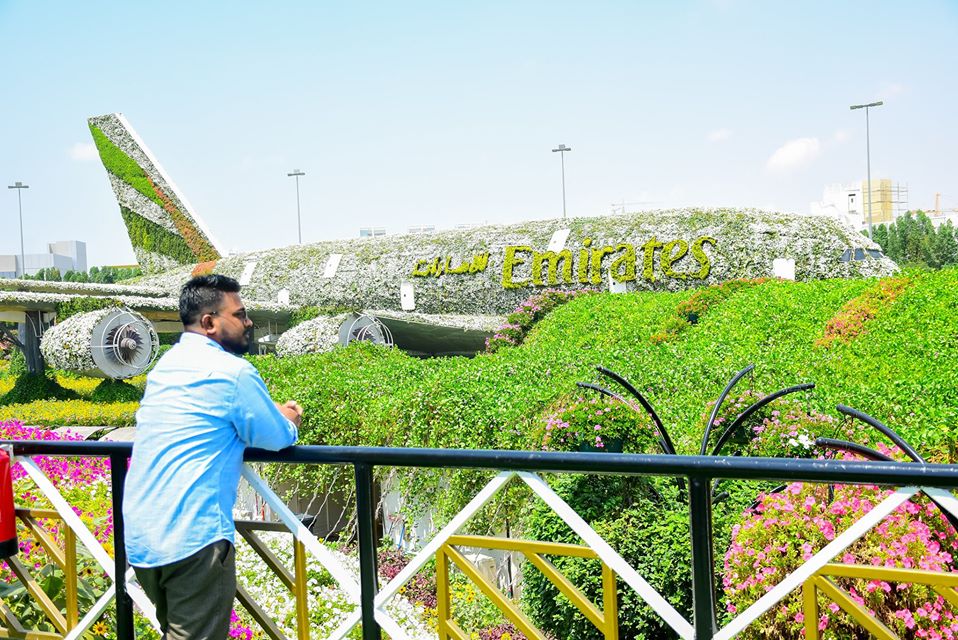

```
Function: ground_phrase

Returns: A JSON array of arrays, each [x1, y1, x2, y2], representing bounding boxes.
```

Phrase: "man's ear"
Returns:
[[199, 313, 216, 334]]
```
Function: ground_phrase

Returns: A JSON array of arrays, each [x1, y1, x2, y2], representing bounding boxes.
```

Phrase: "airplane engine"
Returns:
[[40, 307, 159, 379]]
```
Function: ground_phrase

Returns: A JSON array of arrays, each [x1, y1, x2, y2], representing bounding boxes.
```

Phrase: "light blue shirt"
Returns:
[[123, 332, 298, 567]]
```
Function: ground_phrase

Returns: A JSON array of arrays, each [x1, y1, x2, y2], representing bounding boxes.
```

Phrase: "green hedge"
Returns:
[[121, 207, 197, 264], [89, 125, 165, 210], [55, 297, 123, 322], [254, 269, 958, 506]]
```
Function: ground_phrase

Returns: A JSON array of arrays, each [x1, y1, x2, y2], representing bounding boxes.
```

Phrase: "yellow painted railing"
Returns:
[[0, 508, 79, 640], [803, 563, 958, 640], [234, 520, 310, 640], [0, 512, 311, 640], [436, 535, 619, 640]]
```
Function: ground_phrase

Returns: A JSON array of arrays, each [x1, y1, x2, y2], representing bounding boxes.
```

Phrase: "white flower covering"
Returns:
[[366, 310, 504, 333], [136, 208, 899, 316], [275, 314, 348, 357], [234, 531, 433, 640], [0, 278, 167, 298], [108, 173, 178, 233], [40, 308, 118, 372]]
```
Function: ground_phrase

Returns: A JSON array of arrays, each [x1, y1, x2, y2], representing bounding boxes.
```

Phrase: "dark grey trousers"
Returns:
[[133, 540, 236, 640]]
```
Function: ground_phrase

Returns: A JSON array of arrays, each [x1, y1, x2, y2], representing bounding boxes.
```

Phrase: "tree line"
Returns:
[[20, 265, 142, 284], [868, 211, 958, 269]]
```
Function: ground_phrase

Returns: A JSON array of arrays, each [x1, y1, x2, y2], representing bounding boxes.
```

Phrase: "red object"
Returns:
[[0, 449, 18, 558]]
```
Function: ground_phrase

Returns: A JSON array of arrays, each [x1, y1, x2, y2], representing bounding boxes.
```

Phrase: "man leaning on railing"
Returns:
[[123, 274, 302, 640]]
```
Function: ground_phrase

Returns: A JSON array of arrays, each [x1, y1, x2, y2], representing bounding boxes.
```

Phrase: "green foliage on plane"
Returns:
[[89, 125, 165, 210], [120, 207, 197, 264]]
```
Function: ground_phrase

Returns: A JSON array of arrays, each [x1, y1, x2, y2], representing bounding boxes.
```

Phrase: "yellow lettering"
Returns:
[[661, 239, 689, 279], [590, 245, 616, 285], [532, 250, 574, 286], [610, 243, 636, 282], [690, 236, 717, 279], [411, 259, 430, 277], [641, 237, 663, 282], [502, 246, 533, 288], [470, 253, 489, 273]]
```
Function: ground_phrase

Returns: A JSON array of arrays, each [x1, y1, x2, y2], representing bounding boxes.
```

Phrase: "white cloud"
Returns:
[[766, 137, 821, 173], [69, 142, 99, 162], [883, 82, 906, 97], [833, 129, 850, 143], [707, 128, 732, 143]]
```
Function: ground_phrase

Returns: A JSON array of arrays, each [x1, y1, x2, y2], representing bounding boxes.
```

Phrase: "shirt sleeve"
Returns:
[[230, 363, 299, 451]]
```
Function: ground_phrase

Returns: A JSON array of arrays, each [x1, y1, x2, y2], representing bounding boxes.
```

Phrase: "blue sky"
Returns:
[[1, 0, 955, 266]]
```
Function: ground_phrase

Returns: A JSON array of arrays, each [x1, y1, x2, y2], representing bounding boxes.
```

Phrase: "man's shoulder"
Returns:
[[158, 336, 256, 379]]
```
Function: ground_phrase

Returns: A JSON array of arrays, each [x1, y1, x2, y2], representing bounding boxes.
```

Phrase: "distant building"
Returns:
[[0, 240, 87, 279], [407, 225, 436, 235], [359, 227, 386, 238], [810, 180, 908, 230]]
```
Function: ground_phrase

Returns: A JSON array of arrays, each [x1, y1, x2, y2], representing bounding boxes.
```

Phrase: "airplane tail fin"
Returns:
[[87, 114, 224, 273]]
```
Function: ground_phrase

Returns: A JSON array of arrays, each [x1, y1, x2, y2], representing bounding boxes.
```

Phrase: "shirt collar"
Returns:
[[179, 331, 226, 352]]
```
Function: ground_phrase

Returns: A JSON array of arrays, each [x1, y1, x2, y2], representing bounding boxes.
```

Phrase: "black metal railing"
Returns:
[[5, 439, 958, 640]]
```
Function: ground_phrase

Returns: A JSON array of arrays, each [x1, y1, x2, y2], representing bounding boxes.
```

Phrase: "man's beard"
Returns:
[[220, 328, 252, 355]]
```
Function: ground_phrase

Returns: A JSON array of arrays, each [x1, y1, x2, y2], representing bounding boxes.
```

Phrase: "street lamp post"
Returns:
[[849, 101, 883, 238], [7, 181, 29, 277], [287, 169, 306, 244], [552, 144, 572, 219]]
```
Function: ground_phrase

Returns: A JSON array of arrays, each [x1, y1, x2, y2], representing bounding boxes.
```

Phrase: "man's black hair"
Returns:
[[179, 274, 241, 326]]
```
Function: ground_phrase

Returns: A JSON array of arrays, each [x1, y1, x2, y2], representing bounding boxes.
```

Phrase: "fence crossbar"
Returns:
[[17, 456, 161, 633]]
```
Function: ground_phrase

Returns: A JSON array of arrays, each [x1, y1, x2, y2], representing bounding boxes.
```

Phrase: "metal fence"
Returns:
[[4, 439, 958, 640]]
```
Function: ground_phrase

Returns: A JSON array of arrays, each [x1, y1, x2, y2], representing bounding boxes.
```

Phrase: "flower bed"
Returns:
[[541, 396, 653, 452], [723, 467, 958, 638], [816, 276, 911, 347], [486, 289, 592, 353]]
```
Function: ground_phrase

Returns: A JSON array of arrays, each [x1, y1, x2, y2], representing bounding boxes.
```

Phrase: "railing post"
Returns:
[[354, 462, 381, 640], [689, 476, 716, 639], [110, 452, 135, 640]]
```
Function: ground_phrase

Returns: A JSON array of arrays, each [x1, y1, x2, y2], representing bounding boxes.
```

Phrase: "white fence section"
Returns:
[[18, 456, 161, 634]]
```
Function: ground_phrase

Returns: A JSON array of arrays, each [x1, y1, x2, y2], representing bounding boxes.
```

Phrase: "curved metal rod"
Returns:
[[815, 437, 893, 462], [748, 484, 787, 512], [576, 381, 629, 405], [700, 364, 755, 455], [836, 404, 925, 463], [816, 436, 958, 533], [710, 383, 816, 457], [575, 382, 669, 454], [594, 366, 676, 455]]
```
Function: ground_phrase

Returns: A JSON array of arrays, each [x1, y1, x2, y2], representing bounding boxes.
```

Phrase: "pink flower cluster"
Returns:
[[0, 420, 112, 492], [541, 396, 648, 452], [485, 289, 593, 353], [723, 478, 958, 639]]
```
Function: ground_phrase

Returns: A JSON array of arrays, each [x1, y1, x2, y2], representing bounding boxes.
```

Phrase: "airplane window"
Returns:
[[854, 248, 865, 261], [839, 249, 851, 262], [867, 249, 883, 259]]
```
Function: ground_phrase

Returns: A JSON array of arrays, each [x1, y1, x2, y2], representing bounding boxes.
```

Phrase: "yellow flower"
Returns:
[[92, 622, 108, 636], [502, 634, 512, 640]]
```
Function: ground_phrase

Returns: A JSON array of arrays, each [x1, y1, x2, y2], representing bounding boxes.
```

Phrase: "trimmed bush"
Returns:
[[90, 379, 143, 403]]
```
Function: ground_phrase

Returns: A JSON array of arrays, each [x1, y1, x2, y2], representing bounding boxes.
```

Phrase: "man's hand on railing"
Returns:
[[276, 401, 304, 427]]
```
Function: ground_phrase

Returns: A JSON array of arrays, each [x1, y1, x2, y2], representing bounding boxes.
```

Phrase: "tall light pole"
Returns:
[[850, 101, 883, 238], [552, 144, 571, 219], [287, 169, 306, 244], [7, 181, 28, 277]]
